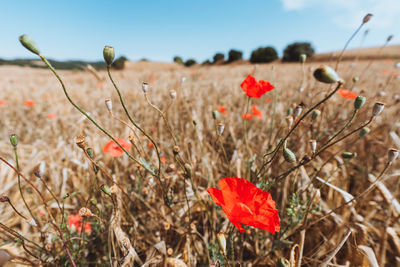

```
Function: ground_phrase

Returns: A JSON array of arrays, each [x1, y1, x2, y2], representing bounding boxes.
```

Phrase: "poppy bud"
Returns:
[[74, 135, 86, 150], [309, 139, 317, 154], [352, 76, 359, 83], [100, 185, 112, 196], [371, 102, 385, 117], [9, 134, 18, 147], [169, 90, 177, 100], [192, 120, 197, 126], [105, 98, 112, 112], [293, 105, 303, 120], [217, 123, 225, 135], [313, 65, 343, 84], [354, 96, 366, 110], [212, 110, 218, 120], [173, 146, 180, 155], [342, 152, 357, 159], [283, 141, 296, 163], [103, 46, 115, 66], [79, 207, 93, 217], [311, 109, 321, 120], [142, 82, 149, 94], [217, 232, 227, 255], [299, 54, 306, 63], [285, 116, 293, 129], [286, 107, 293, 116], [276, 258, 290, 267], [388, 148, 399, 164], [362, 13, 373, 24], [19, 34, 40, 55], [359, 127, 370, 138]]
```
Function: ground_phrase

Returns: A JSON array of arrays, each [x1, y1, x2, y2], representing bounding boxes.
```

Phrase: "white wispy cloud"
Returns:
[[280, 0, 400, 29]]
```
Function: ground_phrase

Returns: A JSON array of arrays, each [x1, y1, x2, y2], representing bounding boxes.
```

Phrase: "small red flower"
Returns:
[[217, 105, 227, 115], [251, 105, 263, 118], [103, 138, 132, 157], [241, 113, 253, 120], [147, 142, 154, 148], [160, 156, 166, 163], [338, 89, 357, 99], [207, 177, 280, 234], [47, 113, 56, 119], [24, 99, 35, 107], [0, 100, 6, 106], [241, 75, 274, 98], [67, 214, 92, 234]]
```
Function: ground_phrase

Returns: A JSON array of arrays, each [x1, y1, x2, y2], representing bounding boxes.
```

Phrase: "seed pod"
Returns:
[[276, 258, 290, 267], [299, 54, 306, 63], [101, 185, 112, 196], [342, 152, 357, 159], [212, 110, 218, 120], [74, 135, 86, 150], [169, 90, 177, 100], [285, 116, 293, 129], [192, 120, 197, 126], [9, 134, 18, 147], [359, 127, 370, 138], [103, 46, 115, 66], [142, 82, 149, 94], [79, 207, 93, 217], [283, 141, 296, 163], [309, 139, 317, 154], [362, 13, 373, 24], [388, 148, 399, 164], [286, 107, 293, 116], [372, 102, 385, 117], [217, 123, 225, 135], [352, 76, 359, 83], [293, 105, 303, 120], [104, 98, 112, 112], [354, 96, 366, 110], [311, 109, 321, 120], [313, 65, 343, 84], [184, 163, 192, 175], [387, 35, 393, 42], [217, 232, 226, 255], [173, 146, 180, 155], [19, 34, 40, 55]]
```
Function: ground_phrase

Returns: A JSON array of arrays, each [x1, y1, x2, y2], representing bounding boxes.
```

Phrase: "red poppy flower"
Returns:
[[147, 142, 154, 148], [24, 99, 35, 107], [338, 89, 357, 99], [160, 156, 166, 163], [251, 105, 263, 118], [47, 113, 56, 119], [67, 214, 92, 234], [241, 113, 253, 120], [103, 138, 132, 157], [0, 100, 6, 106], [207, 177, 280, 234], [241, 75, 274, 98], [217, 105, 227, 115]]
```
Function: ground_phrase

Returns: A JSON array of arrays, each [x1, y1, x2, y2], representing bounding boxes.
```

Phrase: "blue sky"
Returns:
[[0, 0, 398, 62]]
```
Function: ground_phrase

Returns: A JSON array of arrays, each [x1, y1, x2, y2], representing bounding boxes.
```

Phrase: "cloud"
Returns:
[[280, 0, 400, 29]]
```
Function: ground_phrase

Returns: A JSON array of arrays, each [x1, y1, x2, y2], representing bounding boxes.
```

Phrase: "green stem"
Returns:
[[243, 97, 251, 156], [335, 22, 365, 71]]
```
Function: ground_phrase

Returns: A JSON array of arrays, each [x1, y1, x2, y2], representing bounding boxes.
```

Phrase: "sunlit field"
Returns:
[[1, 31, 400, 266]]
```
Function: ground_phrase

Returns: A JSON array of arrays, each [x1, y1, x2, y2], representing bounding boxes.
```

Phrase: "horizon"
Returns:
[[1, 0, 399, 63]]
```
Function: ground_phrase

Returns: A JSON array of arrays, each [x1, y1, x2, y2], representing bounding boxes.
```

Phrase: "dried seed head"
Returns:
[[34, 161, 46, 178], [103, 46, 115, 66], [163, 222, 171, 230], [169, 90, 177, 100], [173, 146, 180, 155], [387, 35, 393, 42], [0, 196, 9, 202], [372, 102, 385, 117], [110, 185, 118, 194], [352, 76, 359, 83], [74, 135, 87, 150], [79, 207, 93, 217], [309, 139, 317, 154], [342, 152, 357, 159], [19, 34, 40, 55], [299, 54, 306, 63], [388, 148, 399, 164], [167, 248, 173, 255], [142, 82, 149, 94], [105, 98, 112, 112], [313, 65, 343, 84], [184, 163, 192, 175], [293, 105, 303, 120], [311, 109, 321, 120], [285, 116, 293, 129], [217, 232, 226, 254], [9, 134, 18, 147], [217, 123, 225, 135], [362, 13, 373, 24], [354, 96, 366, 110], [359, 127, 370, 138], [28, 218, 38, 227], [212, 110, 218, 120]]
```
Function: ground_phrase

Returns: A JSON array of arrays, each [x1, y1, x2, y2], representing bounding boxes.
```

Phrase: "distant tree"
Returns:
[[213, 53, 225, 63], [111, 56, 128, 70], [139, 58, 149, 62], [202, 59, 212, 65], [173, 56, 183, 64], [184, 59, 197, 67], [250, 47, 278, 63], [282, 42, 315, 62], [228, 49, 243, 62]]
